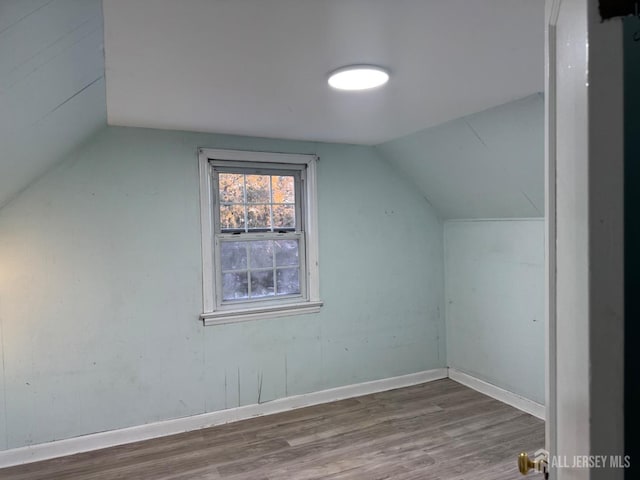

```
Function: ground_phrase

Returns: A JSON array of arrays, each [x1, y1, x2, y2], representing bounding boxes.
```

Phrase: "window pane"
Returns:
[[218, 173, 245, 204], [220, 205, 245, 231], [251, 270, 275, 298], [246, 175, 270, 203], [220, 241, 247, 270], [271, 176, 295, 203], [273, 205, 295, 229], [276, 268, 300, 295], [275, 240, 298, 266], [247, 205, 271, 230], [250, 241, 273, 268], [222, 272, 248, 300]]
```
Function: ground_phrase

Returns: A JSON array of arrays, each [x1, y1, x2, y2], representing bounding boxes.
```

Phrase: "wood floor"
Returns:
[[0, 379, 544, 480]]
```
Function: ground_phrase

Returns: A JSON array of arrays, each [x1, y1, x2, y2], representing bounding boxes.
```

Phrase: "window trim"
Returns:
[[212, 163, 306, 307], [198, 148, 322, 326]]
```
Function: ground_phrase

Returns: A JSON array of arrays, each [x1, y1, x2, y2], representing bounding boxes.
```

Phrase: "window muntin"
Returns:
[[212, 163, 306, 307], [199, 149, 321, 325], [219, 239, 301, 301], [214, 168, 301, 233]]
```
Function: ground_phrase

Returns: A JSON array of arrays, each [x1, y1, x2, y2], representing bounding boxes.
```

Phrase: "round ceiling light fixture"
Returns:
[[327, 65, 390, 91]]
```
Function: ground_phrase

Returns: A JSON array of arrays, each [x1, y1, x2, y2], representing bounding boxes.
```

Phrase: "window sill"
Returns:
[[201, 301, 323, 326]]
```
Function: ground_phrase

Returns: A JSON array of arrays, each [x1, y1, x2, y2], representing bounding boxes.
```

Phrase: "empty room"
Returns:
[[0, 0, 632, 479]]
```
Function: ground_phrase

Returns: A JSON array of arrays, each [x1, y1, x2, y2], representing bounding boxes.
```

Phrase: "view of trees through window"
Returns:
[[216, 171, 301, 301], [218, 173, 296, 232], [220, 239, 300, 301]]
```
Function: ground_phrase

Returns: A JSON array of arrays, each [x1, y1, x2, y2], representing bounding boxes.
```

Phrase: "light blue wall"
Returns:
[[0, 0, 106, 208], [375, 94, 544, 219], [0, 126, 445, 449], [444, 219, 545, 404], [375, 95, 546, 405]]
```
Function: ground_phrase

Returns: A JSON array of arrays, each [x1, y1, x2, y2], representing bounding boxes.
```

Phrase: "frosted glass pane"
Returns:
[[218, 173, 244, 204], [222, 272, 248, 300], [247, 205, 270, 230], [271, 176, 295, 203], [250, 241, 273, 268], [251, 270, 275, 297], [220, 205, 245, 231], [276, 268, 300, 295], [275, 240, 298, 266], [273, 205, 295, 229], [220, 242, 247, 271], [246, 175, 270, 203]]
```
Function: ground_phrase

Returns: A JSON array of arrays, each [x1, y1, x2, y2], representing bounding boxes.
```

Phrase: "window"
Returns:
[[199, 149, 322, 325]]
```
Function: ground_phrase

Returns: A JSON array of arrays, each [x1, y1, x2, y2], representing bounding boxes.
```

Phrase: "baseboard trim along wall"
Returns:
[[0, 368, 448, 468], [448, 367, 545, 420], [0, 367, 546, 468]]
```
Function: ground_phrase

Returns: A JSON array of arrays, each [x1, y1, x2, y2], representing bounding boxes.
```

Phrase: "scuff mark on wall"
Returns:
[[40, 76, 104, 121], [237, 367, 241, 407], [464, 119, 488, 149], [0, 0, 55, 36], [284, 354, 288, 397], [521, 190, 542, 215]]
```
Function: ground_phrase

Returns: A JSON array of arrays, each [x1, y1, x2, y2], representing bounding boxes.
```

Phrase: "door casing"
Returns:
[[545, 0, 625, 479]]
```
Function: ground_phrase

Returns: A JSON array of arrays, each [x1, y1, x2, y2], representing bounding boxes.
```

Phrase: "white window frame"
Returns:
[[199, 148, 322, 326]]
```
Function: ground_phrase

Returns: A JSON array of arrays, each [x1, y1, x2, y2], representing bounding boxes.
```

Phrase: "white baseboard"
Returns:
[[0, 367, 545, 468], [448, 367, 545, 420], [0, 368, 448, 468]]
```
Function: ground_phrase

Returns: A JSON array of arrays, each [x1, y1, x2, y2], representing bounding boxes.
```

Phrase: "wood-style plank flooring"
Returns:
[[0, 379, 544, 479]]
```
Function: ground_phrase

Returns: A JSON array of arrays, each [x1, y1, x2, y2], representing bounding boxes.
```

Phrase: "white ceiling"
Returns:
[[103, 0, 544, 145]]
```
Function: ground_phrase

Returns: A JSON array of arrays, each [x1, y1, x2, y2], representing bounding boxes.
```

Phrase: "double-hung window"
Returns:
[[199, 149, 322, 325]]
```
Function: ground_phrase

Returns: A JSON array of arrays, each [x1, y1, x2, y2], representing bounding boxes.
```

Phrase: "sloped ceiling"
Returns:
[[0, 0, 106, 208], [376, 94, 544, 219], [0, 1, 543, 221]]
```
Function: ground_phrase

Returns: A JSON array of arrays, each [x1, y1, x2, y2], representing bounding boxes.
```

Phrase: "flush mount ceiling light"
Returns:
[[327, 65, 390, 91]]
